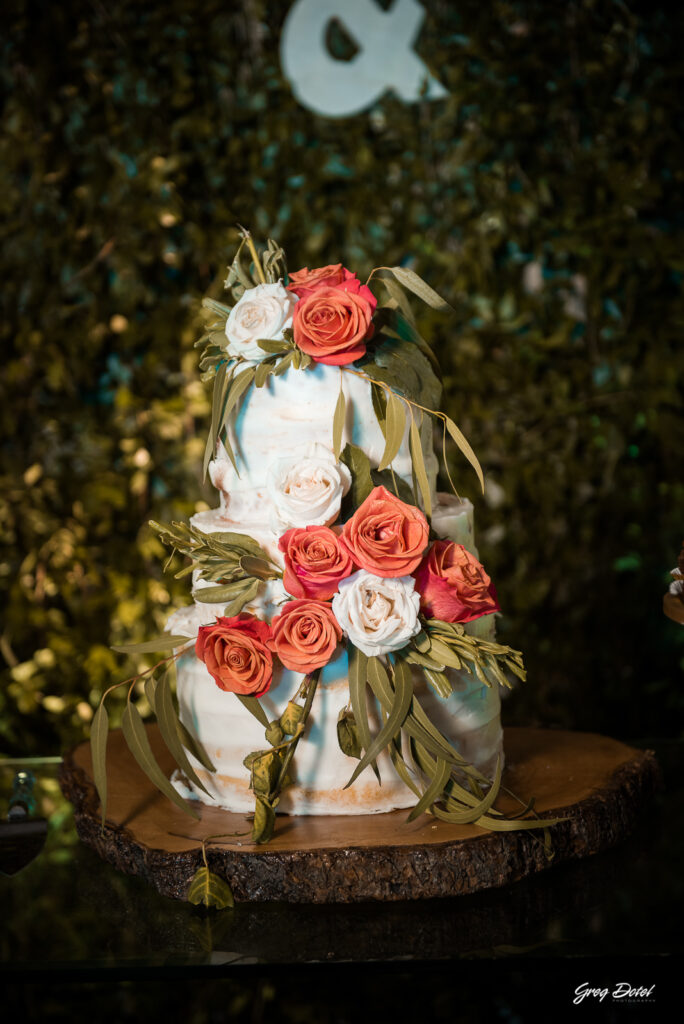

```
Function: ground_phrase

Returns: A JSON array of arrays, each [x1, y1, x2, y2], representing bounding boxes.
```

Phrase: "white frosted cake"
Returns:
[[166, 361, 503, 815]]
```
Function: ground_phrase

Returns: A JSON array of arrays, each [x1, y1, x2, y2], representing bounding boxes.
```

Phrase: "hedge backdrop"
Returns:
[[1, 0, 683, 757]]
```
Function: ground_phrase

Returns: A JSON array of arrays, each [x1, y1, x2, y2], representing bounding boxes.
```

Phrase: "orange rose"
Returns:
[[269, 599, 343, 673], [195, 614, 273, 697], [413, 541, 500, 623], [287, 264, 346, 299], [293, 280, 377, 366], [340, 485, 429, 578], [279, 525, 355, 600]]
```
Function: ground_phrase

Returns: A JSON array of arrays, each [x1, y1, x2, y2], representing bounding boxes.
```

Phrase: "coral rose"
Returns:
[[340, 485, 429, 578], [293, 279, 377, 366], [195, 614, 273, 697], [413, 541, 500, 623], [270, 599, 343, 673], [287, 264, 346, 299], [279, 525, 355, 600]]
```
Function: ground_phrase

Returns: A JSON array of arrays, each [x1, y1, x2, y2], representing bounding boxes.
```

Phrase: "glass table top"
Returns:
[[1, 739, 682, 970]]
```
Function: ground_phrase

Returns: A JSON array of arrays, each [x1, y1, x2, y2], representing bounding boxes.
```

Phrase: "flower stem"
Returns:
[[239, 226, 266, 285], [272, 670, 320, 797]]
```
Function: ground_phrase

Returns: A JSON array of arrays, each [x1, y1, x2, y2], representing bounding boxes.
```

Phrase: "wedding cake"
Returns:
[[102, 235, 526, 845]]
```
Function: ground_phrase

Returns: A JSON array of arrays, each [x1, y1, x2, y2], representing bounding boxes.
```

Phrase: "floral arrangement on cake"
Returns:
[[94, 231, 554, 894]]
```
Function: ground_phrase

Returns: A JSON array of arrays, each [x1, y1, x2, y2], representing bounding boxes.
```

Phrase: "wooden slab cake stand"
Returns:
[[59, 725, 659, 904]]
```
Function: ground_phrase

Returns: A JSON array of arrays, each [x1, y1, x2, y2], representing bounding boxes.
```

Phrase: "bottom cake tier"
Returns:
[[171, 613, 503, 816]]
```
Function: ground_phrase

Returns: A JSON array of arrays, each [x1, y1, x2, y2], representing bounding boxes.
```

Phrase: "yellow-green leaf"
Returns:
[[378, 392, 405, 471], [332, 386, 346, 459], [252, 796, 276, 844], [187, 866, 234, 909], [445, 415, 485, 495], [409, 415, 432, 518], [111, 634, 190, 654]]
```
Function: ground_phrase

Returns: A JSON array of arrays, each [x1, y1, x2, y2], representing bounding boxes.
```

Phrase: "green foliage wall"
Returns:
[[1, 0, 683, 753]]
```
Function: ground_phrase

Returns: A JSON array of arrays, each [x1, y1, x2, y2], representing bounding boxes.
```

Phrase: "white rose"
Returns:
[[224, 282, 297, 364], [267, 442, 352, 532], [331, 570, 421, 658]]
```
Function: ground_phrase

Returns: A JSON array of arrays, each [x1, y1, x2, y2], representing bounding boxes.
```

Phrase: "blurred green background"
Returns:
[[1, 0, 682, 756]]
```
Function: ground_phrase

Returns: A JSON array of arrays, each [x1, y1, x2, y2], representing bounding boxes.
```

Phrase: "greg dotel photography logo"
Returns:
[[573, 982, 656, 1006]]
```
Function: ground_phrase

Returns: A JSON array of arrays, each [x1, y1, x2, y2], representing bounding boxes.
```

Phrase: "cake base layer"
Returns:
[[60, 726, 660, 904]]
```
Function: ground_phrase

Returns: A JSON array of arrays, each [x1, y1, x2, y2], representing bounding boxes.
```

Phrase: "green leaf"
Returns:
[[221, 578, 260, 615], [187, 866, 234, 909], [203, 360, 231, 480], [371, 266, 454, 313], [409, 415, 432, 518], [194, 579, 253, 603], [177, 720, 216, 773], [155, 673, 212, 796], [256, 339, 290, 354], [332, 385, 346, 459], [406, 756, 451, 822], [254, 360, 275, 388], [377, 392, 406, 471], [370, 468, 414, 504], [347, 647, 380, 783], [273, 350, 295, 376], [339, 443, 374, 509], [201, 297, 233, 320], [445, 415, 485, 495], [371, 381, 387, 436], [346, 656, 413, 788], [111, 634, 191, 654], [121, 702, 200, 819], [239, 555, 278, 581], [219, 366, 255, 442], [423, 667, 452, 699], [90, 701, 109, 830], [236, 693, 270, 728]]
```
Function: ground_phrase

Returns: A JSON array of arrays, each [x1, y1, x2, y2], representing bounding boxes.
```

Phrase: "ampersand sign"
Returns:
[[280, 0, 447, 118]]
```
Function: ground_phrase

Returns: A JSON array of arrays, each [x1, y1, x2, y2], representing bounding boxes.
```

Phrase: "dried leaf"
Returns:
[[236, 693, 270, 728], [187, 866, 234, 909]]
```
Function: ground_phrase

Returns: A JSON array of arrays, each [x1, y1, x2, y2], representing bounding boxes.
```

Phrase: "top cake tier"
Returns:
[[208, 362, 438, 530]]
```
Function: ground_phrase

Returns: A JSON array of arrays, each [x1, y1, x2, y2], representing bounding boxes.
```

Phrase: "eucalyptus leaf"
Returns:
[[221, 578, 260, 615], [377, 392, 406, 471], [201, 297, 233, 320], [111, 634, 191, 654], [177, 720, 216, 773], [347, 647, 380, 783], [194, 579, 252, 603], [187, 866, 234, 909], [256, 339, 290, 354], [332, 386, 346, 459], [156, 673, 212, 796], [337, 707, 363, 760], [406, 756, 451, 822], [121, 702, 200, 819], [273, 350, 295, 376], [236, 693, 270, 729], [444, 415, 485, 495], [90, 701, 109, 829], [339, 443, 374, 510], [371, 266, 454, 313], [371, 381, 387, 436], [254, 360, 275, 388], [219, 366, 255, 442], [239, 555, 278, 581], [346, 656, 413, 788], [409, 415, 432, 518]]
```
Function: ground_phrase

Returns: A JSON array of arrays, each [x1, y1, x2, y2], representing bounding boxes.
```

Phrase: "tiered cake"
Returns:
[[166, 361, 503, 814], [152, 241, 519, 831]]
